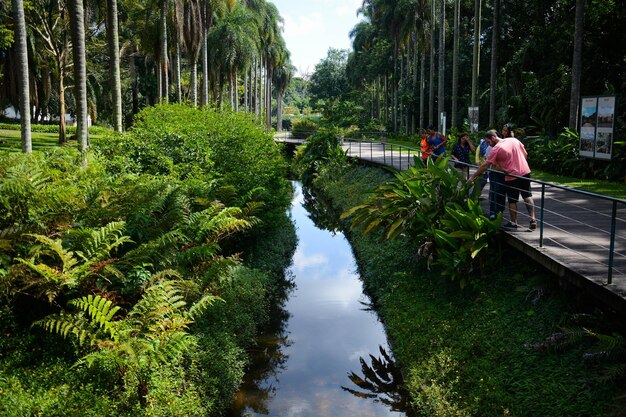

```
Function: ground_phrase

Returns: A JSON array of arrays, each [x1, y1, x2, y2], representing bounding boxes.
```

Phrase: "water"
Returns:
[[229, 183, 406, 417]]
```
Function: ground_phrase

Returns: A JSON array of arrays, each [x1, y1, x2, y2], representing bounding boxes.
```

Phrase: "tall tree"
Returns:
[[12, 0, 31, 152], [437, 0, 445, 131], [177, 0, 203, 106], [471, 0, 481, 112], [69, 0, 89, 164], [568, 0, 584, 130], [488, 0, 499, 127], [451, 0, 460, 128], [428, 0, 435, 126], [160, 0, 169, 103], [107, 0, 123, 132], [28, 0, 71, 144]]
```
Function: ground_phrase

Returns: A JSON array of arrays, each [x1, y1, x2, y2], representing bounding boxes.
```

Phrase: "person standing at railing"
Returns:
[[426, 126, 447, 160], [451, 132, 475, 176], [467, 129, 537, 230], [420, 129, 432, 164]]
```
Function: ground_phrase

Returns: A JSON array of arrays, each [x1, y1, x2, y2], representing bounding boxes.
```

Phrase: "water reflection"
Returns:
[[229, 183, 408, 417], [342, 346, 416, 416]]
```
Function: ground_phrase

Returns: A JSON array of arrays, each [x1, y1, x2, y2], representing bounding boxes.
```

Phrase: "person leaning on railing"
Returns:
[[467, 129, 537, 230], [451, 132, 475, 176]]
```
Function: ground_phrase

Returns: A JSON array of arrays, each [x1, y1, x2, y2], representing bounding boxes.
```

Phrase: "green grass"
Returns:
[[311, 163, 624, 417], [0, 128, 110, 153], [533, 169, 626, 200]]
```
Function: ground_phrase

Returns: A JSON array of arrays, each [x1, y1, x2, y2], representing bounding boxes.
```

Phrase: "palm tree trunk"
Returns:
[[201, 32, 209, 106], [191, 61, 198, 106], [420, 52, 425, 128], [471, 0, 482, 109], [12, 0, 31, 152], [160, 0, 169, 103], [428, 0, 435, 127], [69, 0, 89, 163], [412, 32, 418, 134], [393, 38, 398, 132], [244, 69, 248, 111], [489, 0, 500, 127], [451, 0, 460, 129], [277, 90, 283, 132], [437, 0, 445, 132], [175, 39, 182, 103], [58, 69, 67, 144], [568, 0, 585, 129], [107, 0, 122, 132]]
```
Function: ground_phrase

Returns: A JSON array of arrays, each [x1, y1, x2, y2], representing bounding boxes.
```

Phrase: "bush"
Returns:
[[93, 104, 290, 212], [291, 118, 318, 139]]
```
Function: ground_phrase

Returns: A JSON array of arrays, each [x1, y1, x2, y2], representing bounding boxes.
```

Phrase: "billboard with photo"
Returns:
[[579, 96, 616, 159], [595, 96, 616, 160]]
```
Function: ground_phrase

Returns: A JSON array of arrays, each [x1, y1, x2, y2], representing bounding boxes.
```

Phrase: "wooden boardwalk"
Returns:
[[338, 139, 626, 314]]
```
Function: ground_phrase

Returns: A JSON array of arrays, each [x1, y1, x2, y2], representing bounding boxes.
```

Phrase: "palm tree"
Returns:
[[451, 0, 460, 128], [273, 52, 293, 132], [437, 0, 445, 132], [107, 0, 123, 132], [488, 0, 499, 127], [160, 0, 169, 103], [428, 0, 435, 126], [568, 0, 585, 130], [176, 0, 203, 106], [69, 0, 89, 163], [471, 0, 481, 111], [12, 0, 32, 152]]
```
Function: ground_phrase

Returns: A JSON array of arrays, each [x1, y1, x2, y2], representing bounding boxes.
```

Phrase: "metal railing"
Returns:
[[337, 136, 626, 285]]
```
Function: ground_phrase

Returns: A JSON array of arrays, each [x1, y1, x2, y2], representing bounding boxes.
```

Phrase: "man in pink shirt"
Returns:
[[468, 130, 537, 230]]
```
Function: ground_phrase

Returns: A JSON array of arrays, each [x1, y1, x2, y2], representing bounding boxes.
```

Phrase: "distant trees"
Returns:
[[336, 0, 625, 136], [0, 0, 293, 147]]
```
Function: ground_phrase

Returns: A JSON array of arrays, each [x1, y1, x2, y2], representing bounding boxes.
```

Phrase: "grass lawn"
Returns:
[[533, 169, 626, 200], [0, 128, 108, 153]]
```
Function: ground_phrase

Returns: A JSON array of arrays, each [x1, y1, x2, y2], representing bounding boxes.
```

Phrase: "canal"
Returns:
[[229, 182, 406, 417]]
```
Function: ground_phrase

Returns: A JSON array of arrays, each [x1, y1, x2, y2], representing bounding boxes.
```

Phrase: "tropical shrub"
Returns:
[[292, 128, 349, 186], [291, 118, 318, 139], [93, 104, 290, 212], [342, 156, 500, 286]]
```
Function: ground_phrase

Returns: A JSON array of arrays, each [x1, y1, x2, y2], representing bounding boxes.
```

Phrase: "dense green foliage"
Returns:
[[308, 163, 624, 416], [342, 156, 500, 287], [0, 105, 296, 415]]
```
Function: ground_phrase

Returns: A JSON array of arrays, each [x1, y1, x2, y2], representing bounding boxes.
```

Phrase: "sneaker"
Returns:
[[503, 222, 518, 229], [529, 220, 537, 230]]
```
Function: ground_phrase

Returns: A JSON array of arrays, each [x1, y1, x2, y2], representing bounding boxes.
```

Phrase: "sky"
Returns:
[[270, 0, 363, 77]]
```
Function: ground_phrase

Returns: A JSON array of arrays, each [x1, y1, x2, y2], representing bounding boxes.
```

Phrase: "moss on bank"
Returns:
[[311, 164, 623, 416]]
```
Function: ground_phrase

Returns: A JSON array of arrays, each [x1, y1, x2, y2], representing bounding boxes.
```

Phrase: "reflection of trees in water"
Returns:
[[342, 346, 416, 417], [227, 272, 295, 417], [301, 186, 343, 234]]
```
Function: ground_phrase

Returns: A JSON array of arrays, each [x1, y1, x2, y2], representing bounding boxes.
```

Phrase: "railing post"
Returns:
[[539, 184, 546, 248], [383, 140, 386, 165], [399, 147, 402, 170], [607, 200, 618, 285]]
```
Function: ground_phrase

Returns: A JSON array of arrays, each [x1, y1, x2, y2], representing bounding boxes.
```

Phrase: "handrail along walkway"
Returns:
[[277, 131, 626, 287]]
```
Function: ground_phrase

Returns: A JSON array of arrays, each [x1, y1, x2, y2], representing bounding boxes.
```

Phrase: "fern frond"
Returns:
[[22, 234, 79, 272], [69, 294, 121, 339], [34, 312, 96, 346], [186, 294, 222, 320]]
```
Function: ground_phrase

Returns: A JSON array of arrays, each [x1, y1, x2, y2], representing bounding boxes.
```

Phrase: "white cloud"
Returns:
[[292, 247, 328, 270]]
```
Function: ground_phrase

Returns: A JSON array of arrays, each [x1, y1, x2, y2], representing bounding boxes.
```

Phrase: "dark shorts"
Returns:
[[505, 174, 532, 203]]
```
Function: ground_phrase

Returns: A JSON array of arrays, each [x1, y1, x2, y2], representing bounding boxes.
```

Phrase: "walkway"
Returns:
[[337, 138, 626, 314]]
